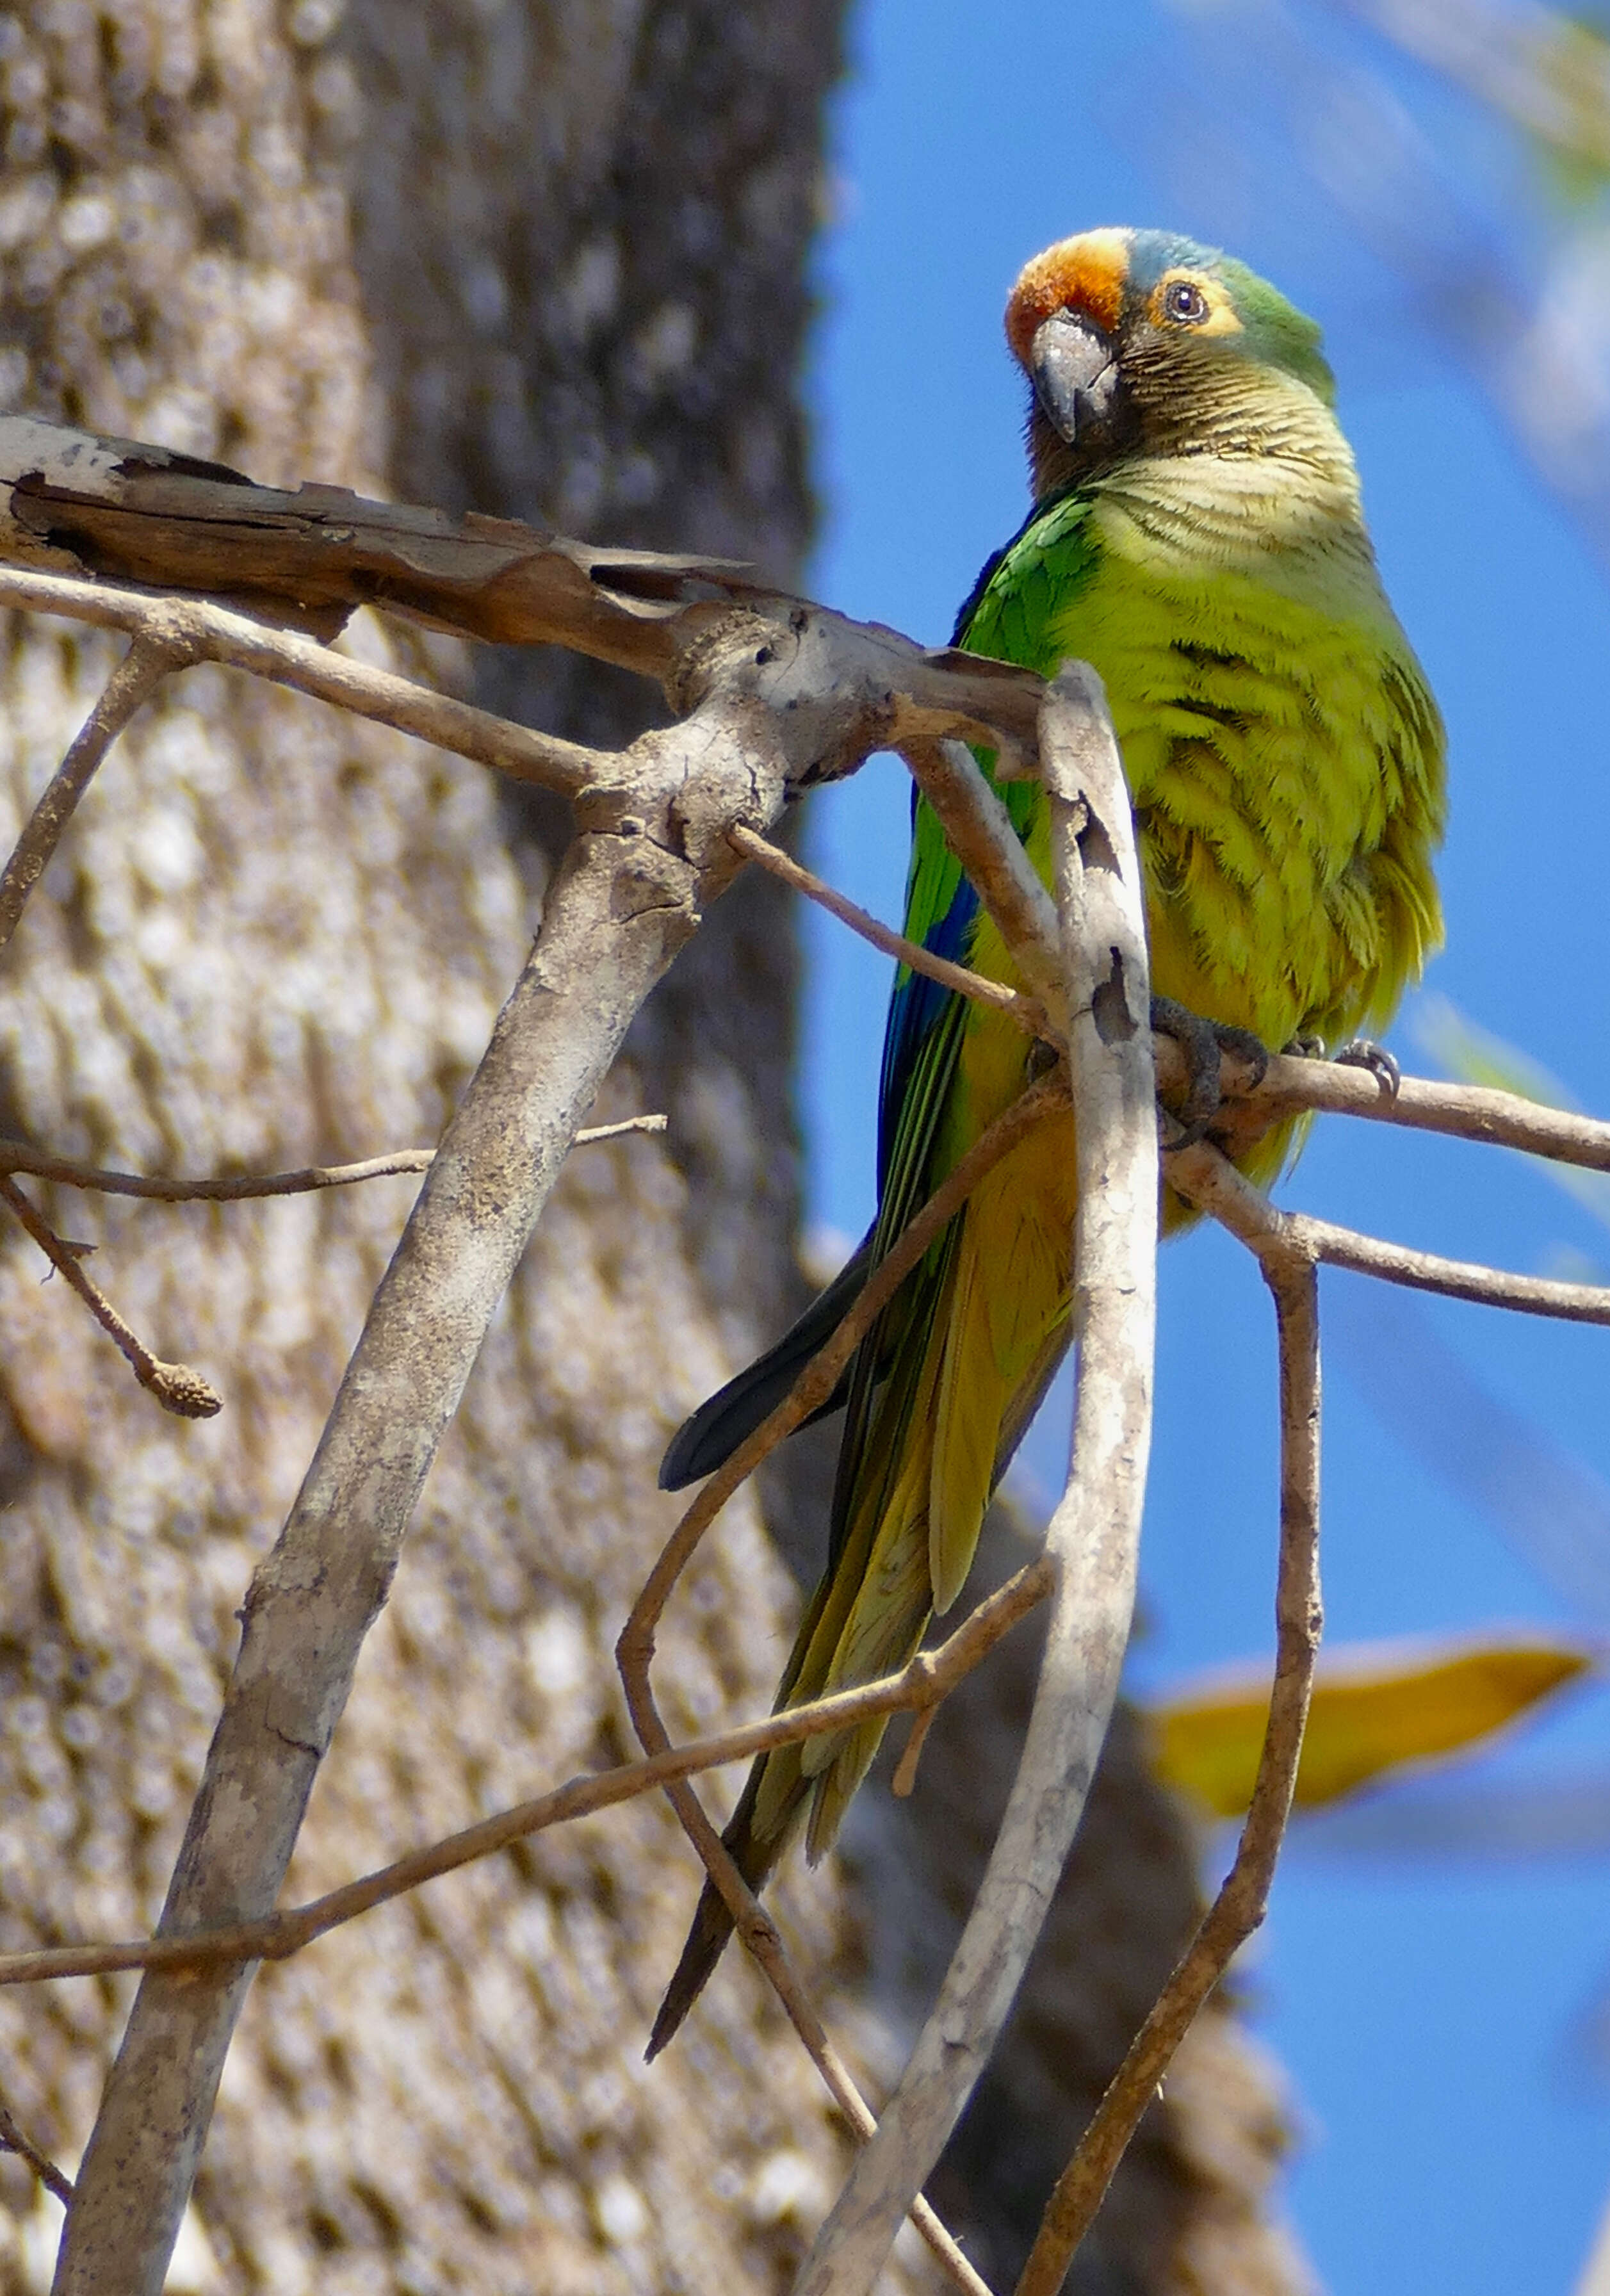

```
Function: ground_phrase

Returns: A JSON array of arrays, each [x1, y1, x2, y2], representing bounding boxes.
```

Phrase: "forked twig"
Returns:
[[0, 1176, 220, 1419], [0, 567, 604, 801], [0, 635, 188, 954], [0, 1559, 1049, 1994], [1014, 1166, 1322, 2295], [1170, 1141, 1610, 1327]]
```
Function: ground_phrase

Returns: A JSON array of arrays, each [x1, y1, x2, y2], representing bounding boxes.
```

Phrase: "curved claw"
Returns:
[[1283, 1032, 1326, 1060], [1150, 997, 1271, 1150], [1333, 1037, 1401, 1098]]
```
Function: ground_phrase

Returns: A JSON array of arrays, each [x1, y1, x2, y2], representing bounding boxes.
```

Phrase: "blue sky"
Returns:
[[799, 3, 1610, 2288]]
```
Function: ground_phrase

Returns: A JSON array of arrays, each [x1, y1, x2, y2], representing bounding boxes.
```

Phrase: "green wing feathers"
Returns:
[[651, 301, 1445, 2049], [735, 505, 1108, 1867]]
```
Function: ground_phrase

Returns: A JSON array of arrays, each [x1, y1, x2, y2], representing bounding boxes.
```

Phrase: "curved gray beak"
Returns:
[[1030, 309, 1123, 447]]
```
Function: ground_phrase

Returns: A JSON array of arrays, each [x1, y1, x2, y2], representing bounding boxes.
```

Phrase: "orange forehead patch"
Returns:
[[1005, 229, 1130, 366]]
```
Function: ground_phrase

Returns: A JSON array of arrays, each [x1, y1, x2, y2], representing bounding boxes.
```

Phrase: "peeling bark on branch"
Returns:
[[0, 414, 1046, 761]]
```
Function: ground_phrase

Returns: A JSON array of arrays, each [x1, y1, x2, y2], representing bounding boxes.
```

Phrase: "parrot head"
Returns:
[[1005, 227, 1338, 500]]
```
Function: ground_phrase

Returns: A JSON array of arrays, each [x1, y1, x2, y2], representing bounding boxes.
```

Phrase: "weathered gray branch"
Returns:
[[793, 664, 1160, 2296], [51, 623, 890, 2295], [1015, 1202, 1322, 2293], [0, 414, 1046, 776]]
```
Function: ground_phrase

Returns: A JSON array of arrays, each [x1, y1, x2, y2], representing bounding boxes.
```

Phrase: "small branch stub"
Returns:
[[0, 1178, 221, 1419]]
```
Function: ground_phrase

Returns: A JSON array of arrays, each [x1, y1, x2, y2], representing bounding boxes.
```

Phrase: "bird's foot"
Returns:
[[1150, 995, 1269, 1150], [1332, 1037, 1401, 1098]]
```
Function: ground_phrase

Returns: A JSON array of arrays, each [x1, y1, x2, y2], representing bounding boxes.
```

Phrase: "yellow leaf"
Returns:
[[1144, 1631, 1595, 1819]]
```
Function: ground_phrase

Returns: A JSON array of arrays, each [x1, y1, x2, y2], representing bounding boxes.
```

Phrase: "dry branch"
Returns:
[[0, 1176, 220, 1419], [40, 511, 1057, 2290], [1169, 1143, 1610, 1327], [1015, 1225, 1322, 2293], [0, 635, 189, 952], [49, 677, 776, 2289], [0, 414, 1047, 762], [0, 565, 605, 799], [793, 664, 1160, 2296], [0, 1114, 662, 1203], [4, 403, 1607, 2294], [0, 1559, 1049, 1993], [729, 822, 1043, 1034]]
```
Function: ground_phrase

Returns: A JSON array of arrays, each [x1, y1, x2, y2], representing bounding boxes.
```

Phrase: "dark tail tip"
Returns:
[[658, 1390, 733, 1493], [660, 1237, 872, 1491], [646, 1876, 736, 2058]]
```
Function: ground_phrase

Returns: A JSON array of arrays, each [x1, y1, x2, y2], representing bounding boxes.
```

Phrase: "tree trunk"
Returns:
[[0, 5, 1310, 2291]]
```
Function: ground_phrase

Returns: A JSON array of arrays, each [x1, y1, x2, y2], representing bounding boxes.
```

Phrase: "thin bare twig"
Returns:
[[1014, 1241, 1322, 2293], [900, 736, 1068, 1032], [0, 1176, 220, 1419], [793, 663, 1160, 2296], [0, 1113, 664, 1203], [615, 1078, 1062, 2290], [0, 1558, 1049, 1992], [728, 822, 1045, 1036], [1235, 1047, 1610, 1175], [618, 1076, 1065, 1693], [1296, 1212, 1610, 1322], [0, 635, 187, 954], [0, 2099, 74, 2206], [0, 567, 605, 799], [1167, 1144, 1610, 1326]]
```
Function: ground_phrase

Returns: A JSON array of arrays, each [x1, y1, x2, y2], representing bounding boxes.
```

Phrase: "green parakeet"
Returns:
[[649, 227, 1444, 2055]]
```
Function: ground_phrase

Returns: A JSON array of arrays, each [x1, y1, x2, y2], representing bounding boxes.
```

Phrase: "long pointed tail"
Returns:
[[658, 1238, 871, 1491], [646, 1763, 794, 2058]]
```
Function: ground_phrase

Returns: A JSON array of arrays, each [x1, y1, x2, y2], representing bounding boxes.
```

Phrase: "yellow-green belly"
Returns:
[[943, 534, 1440, 1191]]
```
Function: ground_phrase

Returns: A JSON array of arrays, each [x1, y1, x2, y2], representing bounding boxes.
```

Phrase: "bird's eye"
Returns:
[[1163, 279, 1210, 324]]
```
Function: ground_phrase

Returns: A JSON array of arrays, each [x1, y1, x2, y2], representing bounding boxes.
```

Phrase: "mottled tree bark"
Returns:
[[0, 6, 1308, 2292]]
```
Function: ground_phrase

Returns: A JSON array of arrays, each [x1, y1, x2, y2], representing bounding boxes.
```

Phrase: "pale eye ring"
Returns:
[[1164, 279, 1209, 324]]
